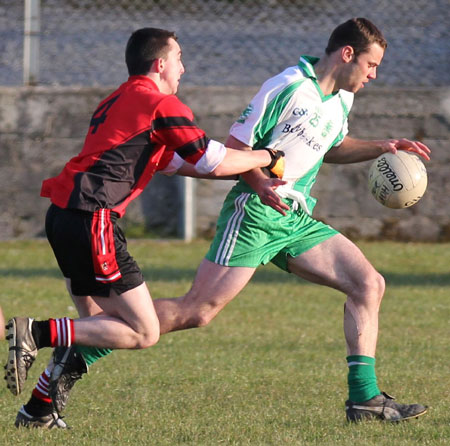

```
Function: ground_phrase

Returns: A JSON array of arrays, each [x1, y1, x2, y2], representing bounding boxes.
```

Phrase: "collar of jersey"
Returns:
[[298, 55, 339, 102], [127, 75, 159, 91], [298, 55, 320, 78]]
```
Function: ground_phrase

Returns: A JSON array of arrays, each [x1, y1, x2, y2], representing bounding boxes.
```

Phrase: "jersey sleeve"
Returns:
[[157, 139, 226, 176], [332, 119, 349, 147], [157, 151, 184, 176], [193, 139, 227, 174], [153, 96, 226, 174], [229, 76, 285, 148], [333, 91, 353, 147], [152, 95, 209, 165]]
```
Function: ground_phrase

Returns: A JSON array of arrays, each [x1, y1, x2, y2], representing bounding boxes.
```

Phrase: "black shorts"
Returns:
[[45, 204, 144, 297]]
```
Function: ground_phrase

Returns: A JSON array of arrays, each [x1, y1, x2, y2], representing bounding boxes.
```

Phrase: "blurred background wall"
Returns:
[[0, 0, 449, 240]]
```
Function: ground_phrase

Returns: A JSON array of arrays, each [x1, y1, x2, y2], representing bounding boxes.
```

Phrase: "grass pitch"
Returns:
[[0, 239, 449, 445]]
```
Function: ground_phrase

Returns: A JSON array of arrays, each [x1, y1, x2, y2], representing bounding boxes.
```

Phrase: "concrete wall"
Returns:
[[0, 85, 449, 241]]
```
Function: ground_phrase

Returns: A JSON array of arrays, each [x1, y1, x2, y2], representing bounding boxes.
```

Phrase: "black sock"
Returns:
[[23, 394, 53, 417], [31, 320, 51, 349]]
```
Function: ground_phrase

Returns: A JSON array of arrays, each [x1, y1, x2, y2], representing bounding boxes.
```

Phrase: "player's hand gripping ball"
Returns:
[[265, 149, 285, 179], [368, 151, 427, 209]]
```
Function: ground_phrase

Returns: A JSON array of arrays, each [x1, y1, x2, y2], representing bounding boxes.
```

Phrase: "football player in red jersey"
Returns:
[[6, 27, 285, 429]]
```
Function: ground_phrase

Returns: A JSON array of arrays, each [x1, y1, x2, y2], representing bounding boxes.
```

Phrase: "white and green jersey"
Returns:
[[230, 55, 354, 213]]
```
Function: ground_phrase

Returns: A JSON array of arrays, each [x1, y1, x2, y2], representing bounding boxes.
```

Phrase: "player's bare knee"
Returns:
[[351, 270, 385, 306], [365, 270, 385, 303], [361, 270, 385, 300], [135, 333, 159, 349], [180, 308, 215, 328], [134, 327, 160, 349], [180, 294, 221, 328], [195, 311, 217, 327], [374, 272, 386, 298]]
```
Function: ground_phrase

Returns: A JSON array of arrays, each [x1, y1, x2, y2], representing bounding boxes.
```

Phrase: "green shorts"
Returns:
[[206, 189, 339, 272]]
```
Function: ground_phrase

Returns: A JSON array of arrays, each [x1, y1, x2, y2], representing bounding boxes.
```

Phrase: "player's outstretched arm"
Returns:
[[174, 155, 289, 216], [211, 146, 285, 178], [324, 136, 431, 164], [174, 146, 285, 179], [176, 164, 288, 214], [169, 136, 288, 214]]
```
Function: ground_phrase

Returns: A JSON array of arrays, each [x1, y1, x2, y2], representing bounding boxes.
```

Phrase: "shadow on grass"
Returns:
[[1, 267, 449, 287], [379, 271, 450, 287], [0, 268, 63, 279]]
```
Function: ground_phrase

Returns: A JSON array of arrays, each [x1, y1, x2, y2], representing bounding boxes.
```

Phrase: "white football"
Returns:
[[368, 151, 427, 209]]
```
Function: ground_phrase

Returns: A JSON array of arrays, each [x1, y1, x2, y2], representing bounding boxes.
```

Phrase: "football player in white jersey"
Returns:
[[50, 18, 431, 422]]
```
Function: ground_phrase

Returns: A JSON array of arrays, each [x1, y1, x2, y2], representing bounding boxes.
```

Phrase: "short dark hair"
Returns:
[[125, 27, 177, 76], [325, 18, 387, 57]]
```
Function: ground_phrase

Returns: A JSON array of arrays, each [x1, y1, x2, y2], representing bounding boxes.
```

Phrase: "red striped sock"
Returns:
[[31, 369, 52, 404], [49, 317, 75, 347]]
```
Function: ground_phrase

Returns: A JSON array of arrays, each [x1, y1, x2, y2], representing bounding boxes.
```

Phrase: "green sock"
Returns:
[[75, 345, 113, 367], [347, 355, 381, 403]]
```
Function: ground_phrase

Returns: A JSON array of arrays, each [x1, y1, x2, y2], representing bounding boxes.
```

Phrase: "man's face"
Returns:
[[159, 38, 185, 95], [340, 43, 385, 93]]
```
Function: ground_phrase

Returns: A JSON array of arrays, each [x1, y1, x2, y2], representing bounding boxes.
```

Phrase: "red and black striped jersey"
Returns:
[[41, 76, 209, 216]]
